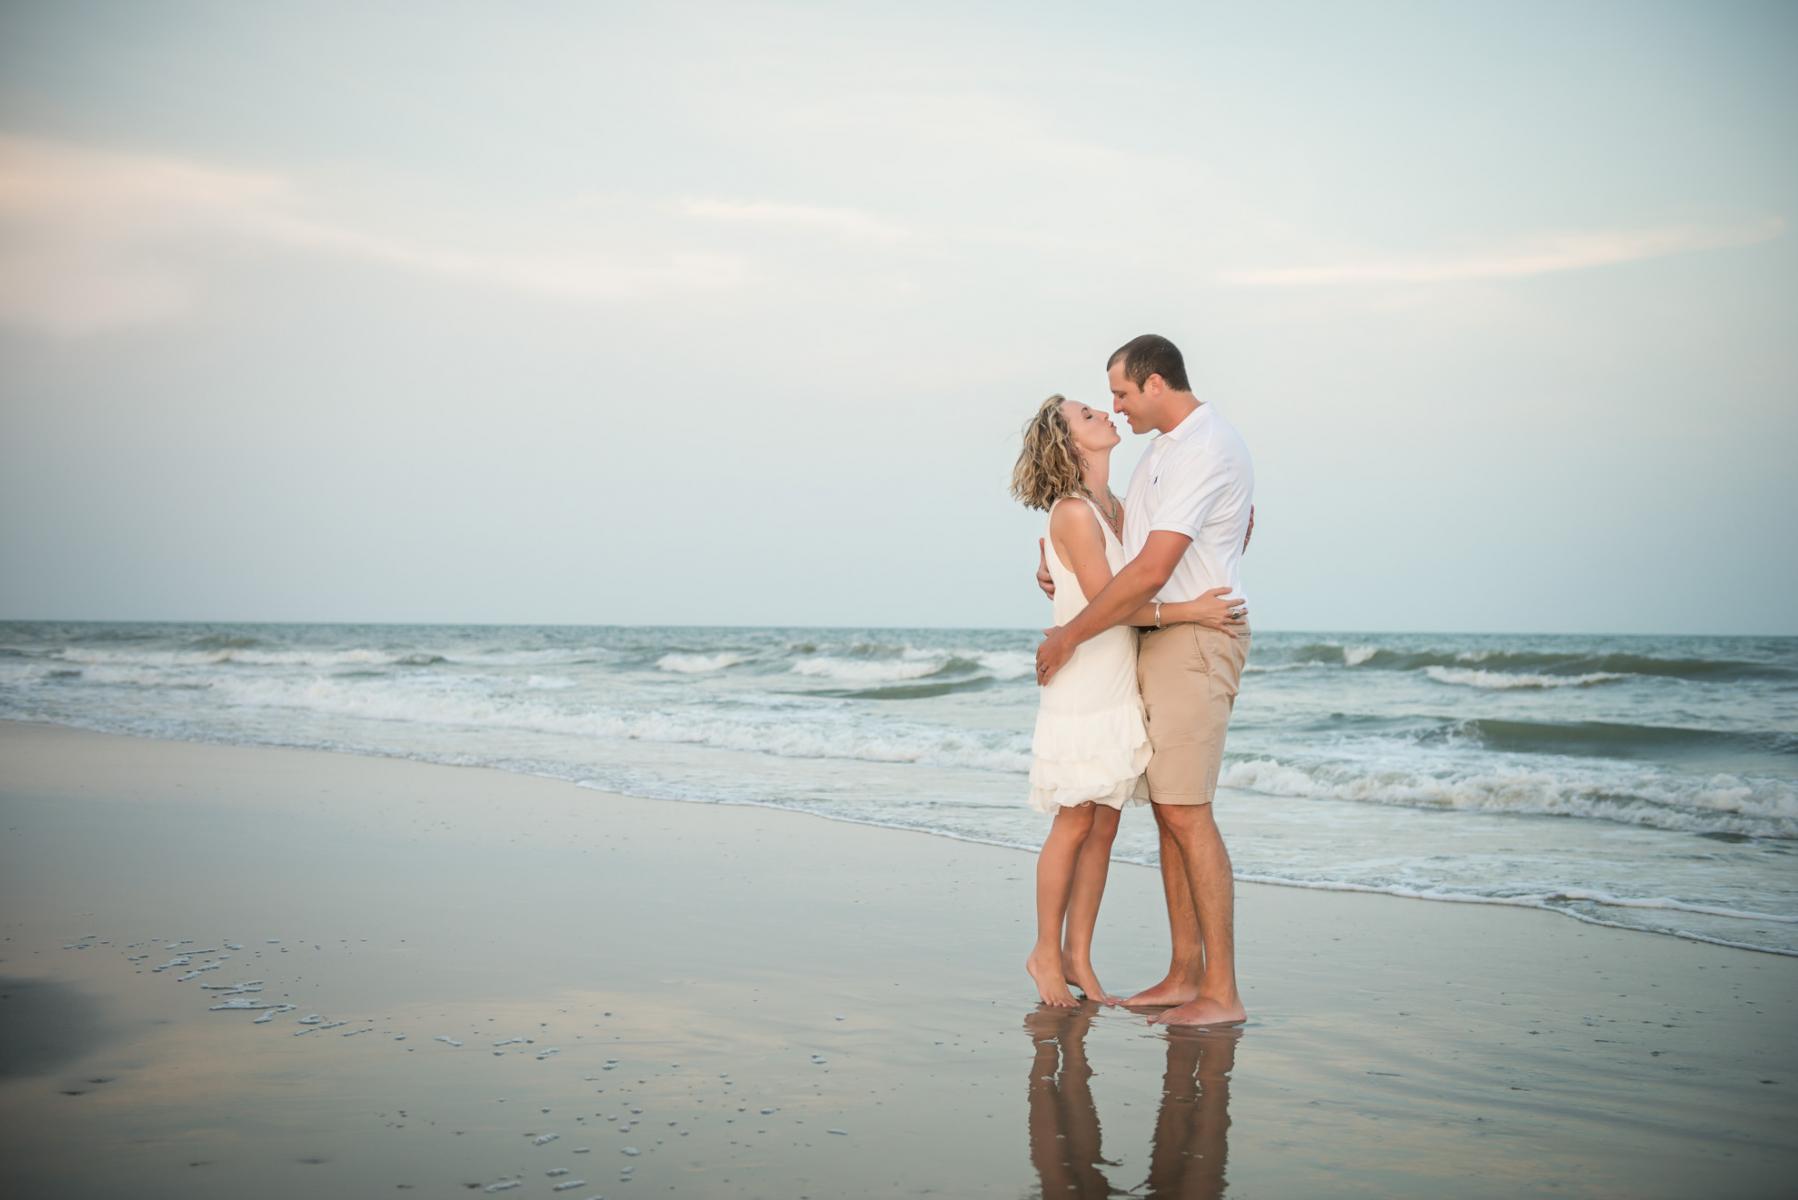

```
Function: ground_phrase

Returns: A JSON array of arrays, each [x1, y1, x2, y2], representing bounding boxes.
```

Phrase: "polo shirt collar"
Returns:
[[1160, 400, 1211, 442]]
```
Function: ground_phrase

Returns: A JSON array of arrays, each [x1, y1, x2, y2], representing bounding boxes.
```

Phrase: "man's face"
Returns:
[[1109, 362, 1154, 434]]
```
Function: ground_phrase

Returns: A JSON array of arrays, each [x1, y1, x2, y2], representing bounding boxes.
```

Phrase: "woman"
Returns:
[[1010, 394, 1246, 1008]]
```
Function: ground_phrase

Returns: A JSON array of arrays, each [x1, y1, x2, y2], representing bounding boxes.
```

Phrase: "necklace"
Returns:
[[1091, 490, 1123, 538]]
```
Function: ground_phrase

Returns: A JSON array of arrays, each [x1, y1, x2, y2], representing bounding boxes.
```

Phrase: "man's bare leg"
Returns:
[[1123, 803, 1205, 1007], [1027, 804, 1094, 1006], [1152, 803, 1245, 1026], [1061, 804, 1120, 1004], [1146, 1028, 1239, 1194]]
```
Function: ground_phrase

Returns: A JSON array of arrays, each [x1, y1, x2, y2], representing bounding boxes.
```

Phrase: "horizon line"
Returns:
[[1, 615, 1791, 639]]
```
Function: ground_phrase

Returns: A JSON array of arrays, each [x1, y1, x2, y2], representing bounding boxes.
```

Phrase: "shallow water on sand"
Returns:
[[3, 620, 1794, 952]]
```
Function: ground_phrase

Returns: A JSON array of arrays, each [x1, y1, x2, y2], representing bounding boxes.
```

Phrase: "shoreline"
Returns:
[[5, 713, 1785, 959], [3, 719, 1796, 1196]]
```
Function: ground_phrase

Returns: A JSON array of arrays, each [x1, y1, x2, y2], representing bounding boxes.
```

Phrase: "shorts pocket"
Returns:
[[1187, 624, 1211, 676], [1210, 633, 1249, 700]]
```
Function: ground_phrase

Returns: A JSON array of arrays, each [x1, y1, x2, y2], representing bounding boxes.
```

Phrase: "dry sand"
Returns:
[[1, 719, 1794, 1198]]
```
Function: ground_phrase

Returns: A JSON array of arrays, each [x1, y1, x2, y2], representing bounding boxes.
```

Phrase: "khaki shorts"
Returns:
[[1136, 623, 1250, 805]]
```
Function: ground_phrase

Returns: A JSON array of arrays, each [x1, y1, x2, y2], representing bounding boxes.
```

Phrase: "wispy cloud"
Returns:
[[680, 197, 910, 243], [0, 135, 746, 335], [1219, 219, 1787, 287], [0, 137, 281, 334], [241, 210, 744, 301]]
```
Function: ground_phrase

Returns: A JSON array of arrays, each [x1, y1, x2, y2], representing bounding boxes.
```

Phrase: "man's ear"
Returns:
[[1144, 373, 1164, 398]]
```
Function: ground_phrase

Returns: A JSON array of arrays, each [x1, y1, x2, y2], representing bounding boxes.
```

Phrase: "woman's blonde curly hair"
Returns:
[[1009, 394, 1090, 512]]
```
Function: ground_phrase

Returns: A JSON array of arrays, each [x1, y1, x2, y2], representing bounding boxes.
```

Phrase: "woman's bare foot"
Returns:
[[1026, 948, 1079, 1007], [1122, 973, 1201, 1009], [1061, 957, 1119, 1005], [1151, 993, 1246, 1027]]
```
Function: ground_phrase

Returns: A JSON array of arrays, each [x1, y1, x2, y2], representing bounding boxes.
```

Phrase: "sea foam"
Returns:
[[789, 656, 951, 684], [656, 652, 747, 674], [1425, 665, 1628, 690], [1220, 756, 1798, 838]]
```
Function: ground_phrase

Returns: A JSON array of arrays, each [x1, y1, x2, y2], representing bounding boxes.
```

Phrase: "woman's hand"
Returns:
[[1173, 586, 1247, 635]]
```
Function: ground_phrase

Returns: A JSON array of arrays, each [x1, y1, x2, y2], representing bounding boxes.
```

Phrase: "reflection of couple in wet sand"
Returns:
[[1012, 334, 1254, 1026], [1026, 1005, 1236, 1200]]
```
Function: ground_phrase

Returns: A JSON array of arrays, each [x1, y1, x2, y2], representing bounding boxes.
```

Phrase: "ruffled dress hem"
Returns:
[[1026, 701, 1152, 814]]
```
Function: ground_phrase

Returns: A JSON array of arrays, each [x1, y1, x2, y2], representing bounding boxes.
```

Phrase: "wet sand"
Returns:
[[1, 718, 1794, 1197]]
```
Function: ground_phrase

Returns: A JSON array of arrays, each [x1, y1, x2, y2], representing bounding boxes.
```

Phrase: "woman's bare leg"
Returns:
[[1061, 803, 1120, 1004], [1027, 804, 1094, 1006]]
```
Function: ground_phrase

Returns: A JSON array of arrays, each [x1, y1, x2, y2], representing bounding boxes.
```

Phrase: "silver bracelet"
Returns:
[[1154, 601, 1163, 628]]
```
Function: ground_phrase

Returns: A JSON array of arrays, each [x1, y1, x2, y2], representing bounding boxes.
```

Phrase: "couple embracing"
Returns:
[[1011, 334, 1254, 1028]]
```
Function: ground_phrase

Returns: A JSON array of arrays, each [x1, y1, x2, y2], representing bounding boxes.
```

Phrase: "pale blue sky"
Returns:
[[2, 1, 1794, 633]]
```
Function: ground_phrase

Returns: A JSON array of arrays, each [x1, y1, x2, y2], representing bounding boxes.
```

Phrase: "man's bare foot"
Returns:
[[1152, 994, 1246, 1027], [1122, 974, 1201, 1009], [1026, 949, 1078, 1007], [1061, 958, 1118, 1005]]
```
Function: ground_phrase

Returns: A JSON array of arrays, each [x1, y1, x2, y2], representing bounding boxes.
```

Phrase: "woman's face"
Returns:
[[1061, 400, 1121, 456]]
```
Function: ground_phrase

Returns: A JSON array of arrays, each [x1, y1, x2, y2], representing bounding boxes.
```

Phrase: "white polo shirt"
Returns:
[[1122, 401, 1254, 605]]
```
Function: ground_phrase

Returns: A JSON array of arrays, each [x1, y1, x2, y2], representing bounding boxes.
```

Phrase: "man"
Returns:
[[1035, 333, 1254, 1027]]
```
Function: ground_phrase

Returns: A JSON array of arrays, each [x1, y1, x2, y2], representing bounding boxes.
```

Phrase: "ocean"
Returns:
[[2, 621, 1793, 955]]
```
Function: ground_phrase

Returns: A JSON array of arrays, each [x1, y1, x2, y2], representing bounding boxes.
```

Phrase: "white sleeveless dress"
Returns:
[[1028, 496, 1152, 813]]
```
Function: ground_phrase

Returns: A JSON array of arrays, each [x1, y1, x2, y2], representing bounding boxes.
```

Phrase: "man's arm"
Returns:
[[1035, 530, 1191, 684]]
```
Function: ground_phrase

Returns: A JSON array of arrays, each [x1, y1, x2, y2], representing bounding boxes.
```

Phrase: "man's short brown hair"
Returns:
[[1107, 334, 1190, 392]]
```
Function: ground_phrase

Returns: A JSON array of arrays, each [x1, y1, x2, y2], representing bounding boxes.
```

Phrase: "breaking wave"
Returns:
[[656, 652, 748, 674], [1279, 641, 1792, 682], [1221, 756, 1797, 839], [1424, 666, 1629, 690]]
